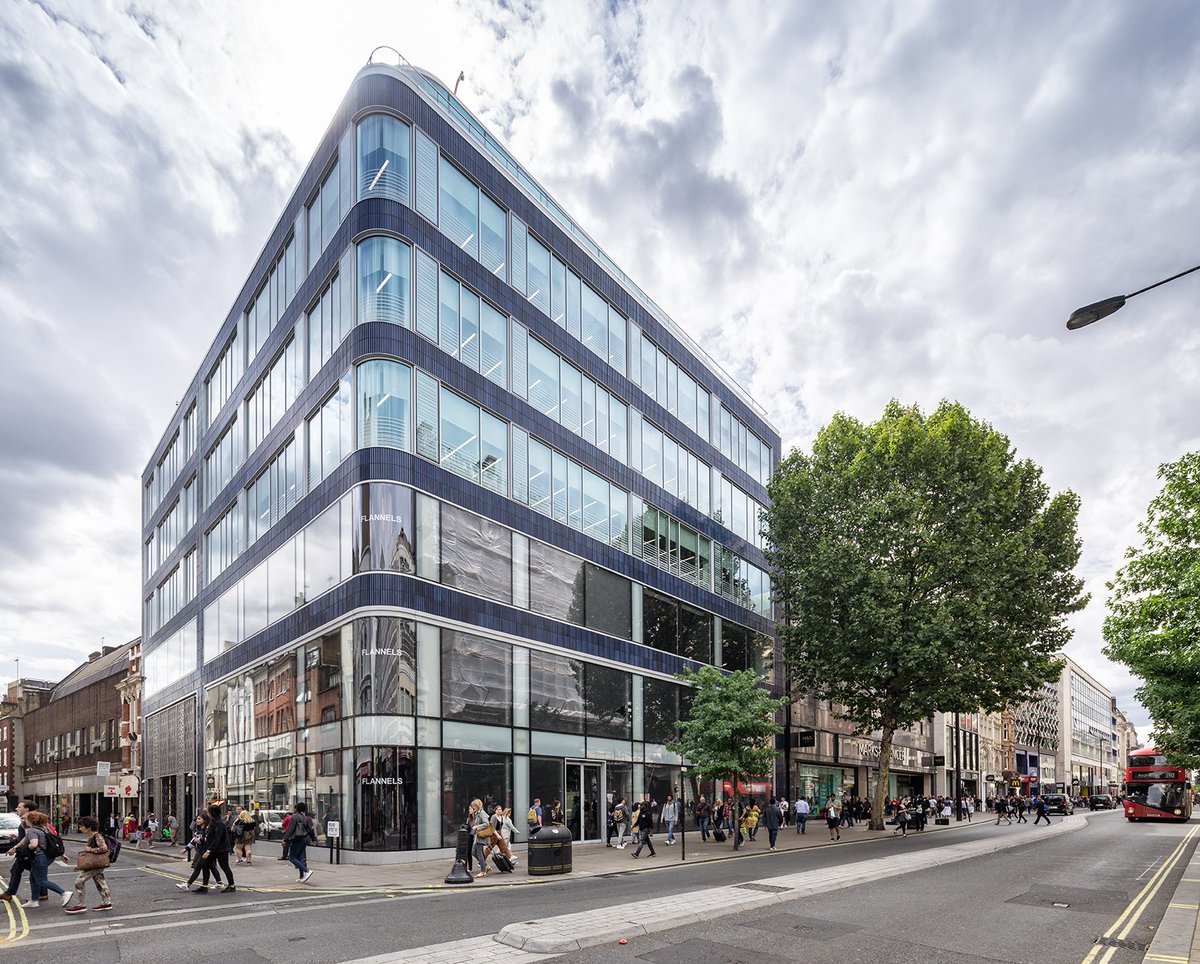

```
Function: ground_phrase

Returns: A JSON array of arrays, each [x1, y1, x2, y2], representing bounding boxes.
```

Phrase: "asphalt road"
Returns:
[[0, 809, 1191, 963]]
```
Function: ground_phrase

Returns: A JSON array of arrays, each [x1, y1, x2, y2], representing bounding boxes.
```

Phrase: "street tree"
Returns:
[[667, 665, 786, 850], [765, 400, 1087, 830], [1104, 451, 1200, 768]]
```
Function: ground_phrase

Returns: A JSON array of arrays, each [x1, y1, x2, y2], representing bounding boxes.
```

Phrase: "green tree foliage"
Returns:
[[765, 400, 1086, 830], [667, 666, 786, 849], [1104, 452, 1200, 768]]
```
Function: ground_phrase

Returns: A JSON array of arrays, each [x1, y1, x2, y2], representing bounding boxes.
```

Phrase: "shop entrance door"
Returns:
[[565, 762, 603, 842]]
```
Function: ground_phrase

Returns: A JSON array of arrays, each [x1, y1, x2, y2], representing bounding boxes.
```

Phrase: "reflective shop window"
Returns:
[[302, 630, 346, 725], [307, 275, 344, 379], [303, 499, 347, 602], [442, 750, 511, 848], [356, 746, 417, 851], [441, 630, 512, 727], [439, 157, 479, 259], [357, 236, 411, 328], [678, 603, 714, 665], [357, 114, 411, 203], [357, 359, 413, 452], [643, 677, 684, 745], [440, 502, 512, 604], [643, 589, 678, 656], [356, 483, 415, 574], [584, 564, 632, 639], [529, 540, 584, 626], [585, 663, 631, 740], [529, 649, 585, 734], [721, 621, 772, 676], [354, 615, 417, 715]]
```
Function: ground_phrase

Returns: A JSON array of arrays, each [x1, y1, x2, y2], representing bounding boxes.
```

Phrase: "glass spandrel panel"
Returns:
[[441, 631, 512, 726], [529, 649, 585, 735], [438, 271, 460, 358], [529, 539, 584, 625], [511, 426, 528, 504], [584, 564, 632, 640], [415, 249, 439, 343], [440, 502, 511, 604], [459, 289, 480, 372], [414, 129, 438, 222], [511, 320, 528, 400], [415, 370, 440, 462]]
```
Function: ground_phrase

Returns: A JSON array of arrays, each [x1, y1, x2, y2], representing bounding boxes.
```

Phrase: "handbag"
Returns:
[[76, 850, 110, 871], [475, 823, 494, 839]]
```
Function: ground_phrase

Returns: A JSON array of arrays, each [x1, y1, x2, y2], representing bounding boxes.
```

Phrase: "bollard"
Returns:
[[443, 824, 474, 885]]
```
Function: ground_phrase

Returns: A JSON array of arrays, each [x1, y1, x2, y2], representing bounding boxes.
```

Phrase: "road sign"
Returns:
[[326, 821, 341, 838], [96, 761, 111, 777]]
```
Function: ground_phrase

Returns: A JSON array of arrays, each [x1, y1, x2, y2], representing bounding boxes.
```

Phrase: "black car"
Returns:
[[1089, 794, 1114, 810], [1042, 793, 1075, 815]]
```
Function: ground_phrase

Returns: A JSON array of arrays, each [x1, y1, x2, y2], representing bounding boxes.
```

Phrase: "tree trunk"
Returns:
[[869, 722, 897, 831]]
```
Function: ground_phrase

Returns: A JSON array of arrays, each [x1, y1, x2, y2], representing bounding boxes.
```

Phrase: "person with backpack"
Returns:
[[234, 808, 257, 864], [762, 797, 783, 851], [23, 811, 71, 909], [64, 816, 112, 914], [610, 798, 630, 849], [282, 802, 315, 884], [526, 797, 543, 835], [176, 812, 225, 891], [1, 799, 36, 904], [660, 795, 679, 845], [547, 799, 565, 826]]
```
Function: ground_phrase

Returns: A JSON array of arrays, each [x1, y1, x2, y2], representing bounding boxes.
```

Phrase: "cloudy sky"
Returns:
[[2, 0, 1198, 733]]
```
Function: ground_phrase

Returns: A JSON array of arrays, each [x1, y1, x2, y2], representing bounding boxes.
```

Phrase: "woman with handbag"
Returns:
[[234, 809, 257, 864], [469, 799, 492, 878], [64, 816, 112, 913]]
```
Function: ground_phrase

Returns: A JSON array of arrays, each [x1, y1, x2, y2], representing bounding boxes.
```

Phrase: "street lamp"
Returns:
[[1066, 262, 1200, 330], [49, 750, 61, 832]]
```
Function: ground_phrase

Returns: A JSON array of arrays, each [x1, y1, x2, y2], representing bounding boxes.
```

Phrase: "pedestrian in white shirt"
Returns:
[[795, 798, 811, 834], [661, 796, 679, 844]]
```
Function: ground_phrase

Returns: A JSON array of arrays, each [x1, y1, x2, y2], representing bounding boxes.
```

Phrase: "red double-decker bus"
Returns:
[[1123, 747, 1193, 822]]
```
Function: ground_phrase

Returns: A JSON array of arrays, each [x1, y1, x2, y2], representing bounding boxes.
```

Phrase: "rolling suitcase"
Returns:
[[713, 827, 727, 842], [492, 852, 515, 873]]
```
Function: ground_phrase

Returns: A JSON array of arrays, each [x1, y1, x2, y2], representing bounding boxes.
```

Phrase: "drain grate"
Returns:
[[1094, 936, 1148, 951], [734, 882, 793, 894]]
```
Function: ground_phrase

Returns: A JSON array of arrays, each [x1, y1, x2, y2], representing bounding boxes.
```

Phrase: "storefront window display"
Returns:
[[356, 746, 416, 851], [793, 765, 855, 806], [441, 750, 511, 847]]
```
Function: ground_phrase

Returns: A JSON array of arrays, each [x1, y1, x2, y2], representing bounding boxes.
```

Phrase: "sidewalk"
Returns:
[[64, 812, 1016, 894], [1141, 826, 1200, 963]]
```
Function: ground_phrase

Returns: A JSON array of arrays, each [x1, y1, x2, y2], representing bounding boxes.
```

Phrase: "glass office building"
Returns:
[[139, 56, 779, 861]]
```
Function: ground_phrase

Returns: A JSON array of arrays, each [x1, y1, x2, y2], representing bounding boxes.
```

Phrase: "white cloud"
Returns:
[[2, 0, 1198, 737]]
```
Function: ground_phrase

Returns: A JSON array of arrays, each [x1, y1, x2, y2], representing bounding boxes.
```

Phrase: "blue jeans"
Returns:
[[30, 853, 64, 899], [796, 814, 807, 833], [287, 839, 309, 876], [768, 828, 779, 848], [698, 816, 710, 840], [665, 819, 676, 842]]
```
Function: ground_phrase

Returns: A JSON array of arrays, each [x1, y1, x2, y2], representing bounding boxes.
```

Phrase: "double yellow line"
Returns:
[[2, 897, 30, 944], [1080, 824, 1200, 964]]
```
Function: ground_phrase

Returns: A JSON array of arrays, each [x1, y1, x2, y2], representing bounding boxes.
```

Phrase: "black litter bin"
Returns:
[[934, 817, 951, 825], [527, 824, 572, 876]]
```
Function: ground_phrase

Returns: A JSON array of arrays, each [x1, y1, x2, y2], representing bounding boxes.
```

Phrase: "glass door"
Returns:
[[565, 762, 605, 842]]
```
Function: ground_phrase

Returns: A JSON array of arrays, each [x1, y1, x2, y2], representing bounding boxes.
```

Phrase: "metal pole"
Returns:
[[953, 712, 962, 821]]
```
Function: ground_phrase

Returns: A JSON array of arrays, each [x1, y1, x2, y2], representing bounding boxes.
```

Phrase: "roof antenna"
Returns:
[[453, 71, 465, 96]]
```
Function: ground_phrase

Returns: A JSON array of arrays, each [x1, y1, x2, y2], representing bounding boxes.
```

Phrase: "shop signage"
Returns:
[[837, 736, 929, 771], [96, 761, 111, 777], [361, 513, 406, 524], [360, 776, 404, 785], [326, 821, 341, 838], [103, 786, 119, 797], [984, 774, 996, 782], [360, 648, 407, 657], [119, 776, 140, 797], [933, 755, 946, 767], [796, 730, 816, 748]]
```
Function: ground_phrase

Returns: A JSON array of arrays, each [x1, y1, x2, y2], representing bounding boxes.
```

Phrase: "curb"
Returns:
[[1142, 832, 1200, 963], [496, 813, 1088, 954]]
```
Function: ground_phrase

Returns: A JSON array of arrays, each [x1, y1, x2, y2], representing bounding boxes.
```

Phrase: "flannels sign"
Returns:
[[837, 737, 930, 771], [360, 777, 405, 785]]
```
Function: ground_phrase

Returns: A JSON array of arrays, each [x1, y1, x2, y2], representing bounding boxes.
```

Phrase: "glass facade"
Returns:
[[141, 64, 779, 859]]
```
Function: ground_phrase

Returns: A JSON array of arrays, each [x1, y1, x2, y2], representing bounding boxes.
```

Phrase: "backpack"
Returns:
[[104, 834, 121, 864], [527, 807, 538, 826], [43, 828, 65, 861], [612, 805, 625, 824]]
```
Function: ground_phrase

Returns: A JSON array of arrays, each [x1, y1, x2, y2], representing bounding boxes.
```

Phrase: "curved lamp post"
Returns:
[[1067, 263, 1200, 330]]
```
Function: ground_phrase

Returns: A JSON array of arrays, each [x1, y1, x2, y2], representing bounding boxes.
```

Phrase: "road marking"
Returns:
[[1, 896, 30, 944], [1144, 955, 1189, 963], [1080, 824, 1199, 964]]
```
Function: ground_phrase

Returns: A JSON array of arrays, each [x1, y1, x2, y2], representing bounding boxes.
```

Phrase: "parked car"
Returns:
[[0, 812, 20, 847], [258, 810, 287, 840], [1042, 793, 1075, 815], [1089, 794, 1115, 810]]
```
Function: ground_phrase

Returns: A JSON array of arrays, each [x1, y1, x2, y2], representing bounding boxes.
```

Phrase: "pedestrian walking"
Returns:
[[762, 797, 783, 851], [469, 799, 492, 878], [0, 799, 36, 904], [23, 811, 72, 909], [204, 804, 236, 892], [825, 796, 841, 841], [283, 802, 315, 884], [995, 796, 1012, 825], [631, 802, 656, 858], [695, 795, 711, 841], [234, 808, 256, 864], [610, 798, 630, 849], [795, 797, 810, 834], [742, 800, 761, 841], [893, 802, 910, 836], [1016, 796, 1028, 823], [483, 805, 519, 869], [778, 796, 789, 827], [64, 816, 112, 913], [661, 795, 679, 844], [1033, 796, 1052, 826], [176, 812, 225, 892]]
